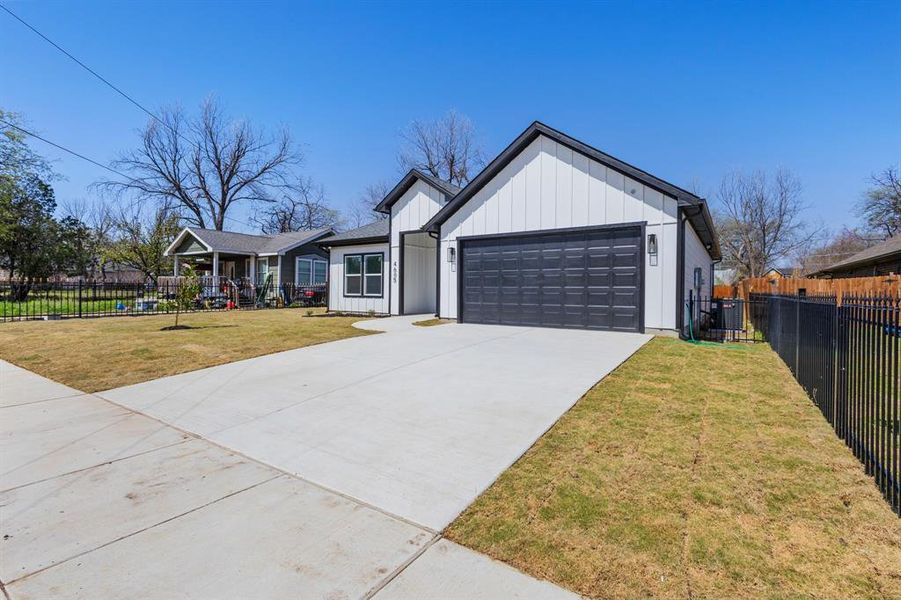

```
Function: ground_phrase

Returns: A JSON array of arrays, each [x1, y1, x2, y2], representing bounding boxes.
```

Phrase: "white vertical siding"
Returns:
[[402, 234, 437, 314], [440, 134, 682, 330], [683, 221, 713, 325], [328, 243, 390, 314], [389, 180, 446, 314]]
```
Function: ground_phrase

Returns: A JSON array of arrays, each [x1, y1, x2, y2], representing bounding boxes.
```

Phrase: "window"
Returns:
[[296, 258, 327, 285], [344, 253, 383, 297], [364, 254, 383, 296]]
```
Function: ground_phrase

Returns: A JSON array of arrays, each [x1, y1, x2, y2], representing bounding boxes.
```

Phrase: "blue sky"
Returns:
[[2, 0, 899, 233]]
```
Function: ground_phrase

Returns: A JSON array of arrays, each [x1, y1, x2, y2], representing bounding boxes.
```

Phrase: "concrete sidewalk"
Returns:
[[0, 359, 580, 599]]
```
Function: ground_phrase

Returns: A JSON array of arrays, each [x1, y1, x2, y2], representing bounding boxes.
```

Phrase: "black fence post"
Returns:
[[794, 295, 800, 374], [77, 281, 83, 319]]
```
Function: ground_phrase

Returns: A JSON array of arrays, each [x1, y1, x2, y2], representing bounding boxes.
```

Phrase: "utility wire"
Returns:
[[0, 2, 180, 139], [0, 117, 137, 182], [2, 118, 247, 228]]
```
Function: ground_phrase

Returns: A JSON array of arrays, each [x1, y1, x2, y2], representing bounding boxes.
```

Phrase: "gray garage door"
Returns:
[[459, 226, 643, 332]]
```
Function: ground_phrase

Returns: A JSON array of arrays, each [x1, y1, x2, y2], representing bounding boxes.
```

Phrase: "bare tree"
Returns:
[[97, 98, 301, 230], [798, 227, 879, 275], [857, 166, 901, 238], [399, 110, 482, 186], [252, 177, 343, 234], [60, 198, 117, 280], [714, 169, 821, 278], [346, 181, 390, 228], [105, 205, 181, 284]]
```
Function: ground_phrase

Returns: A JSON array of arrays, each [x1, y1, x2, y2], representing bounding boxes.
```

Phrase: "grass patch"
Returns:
[[412, 318, 453, 327], [0, 309, 373, 392], [447, 337, 901, 599]]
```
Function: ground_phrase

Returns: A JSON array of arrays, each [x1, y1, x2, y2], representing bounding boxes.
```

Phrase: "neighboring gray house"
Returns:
[[811, 235, 901, 279], [319, 121, 720, 334], [164, 227, 333, 291]]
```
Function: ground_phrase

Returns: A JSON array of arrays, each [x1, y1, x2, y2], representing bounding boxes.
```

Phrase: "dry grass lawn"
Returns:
[[411, 318, 454, 327], [0, 310, 372, 392], [447, 337, 901, 599]]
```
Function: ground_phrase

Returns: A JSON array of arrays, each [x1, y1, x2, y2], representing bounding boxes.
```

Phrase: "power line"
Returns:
[[0, 117, 136, 182], [2, 118, 247, 228], [0, 2, 171, 133]]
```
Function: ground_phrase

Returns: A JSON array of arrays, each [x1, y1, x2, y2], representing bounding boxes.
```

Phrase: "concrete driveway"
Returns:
[[100, 316, 649, 530], [2, 317, 649, 598]]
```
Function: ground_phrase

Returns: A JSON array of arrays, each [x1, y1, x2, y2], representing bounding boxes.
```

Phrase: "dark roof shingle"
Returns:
[[318, 220, 389, 245], [816, 235, 901, 274], [184, 227, 332, 254]]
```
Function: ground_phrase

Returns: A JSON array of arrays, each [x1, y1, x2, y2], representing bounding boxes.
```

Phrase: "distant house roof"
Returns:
[[374, 169, 462, 214], [764, 268, 785, 278], [318, 220, 389, 247], [165, 227, 334, 256], [812, 235, 901, 276]]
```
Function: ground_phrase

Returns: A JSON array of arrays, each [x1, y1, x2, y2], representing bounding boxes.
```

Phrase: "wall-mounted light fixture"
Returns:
[[447, 246, 456, 263], [647, 233, 658, 255]]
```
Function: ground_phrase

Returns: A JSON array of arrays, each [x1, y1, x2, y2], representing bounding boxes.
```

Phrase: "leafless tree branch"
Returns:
[[251, 177, 343, 234], [398, 110, 483, 186], [713, 168, 822, 278], [96, 97, 301, 230]]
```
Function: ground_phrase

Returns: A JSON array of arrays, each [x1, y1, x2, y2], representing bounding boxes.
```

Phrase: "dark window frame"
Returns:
[[343, 252, 384, 298]]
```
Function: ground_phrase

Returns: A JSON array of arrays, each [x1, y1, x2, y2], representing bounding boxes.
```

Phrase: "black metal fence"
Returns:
[[686, 295, 768, 343], [0, 278, 327, 322], [752, 293, 899, 516]]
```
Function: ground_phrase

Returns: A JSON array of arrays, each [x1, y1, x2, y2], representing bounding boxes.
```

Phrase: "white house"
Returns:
[[320, 121, 719, 334]]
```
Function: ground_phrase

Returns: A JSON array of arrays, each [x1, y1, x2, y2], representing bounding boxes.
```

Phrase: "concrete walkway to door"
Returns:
[[100, 315, 650, 531]]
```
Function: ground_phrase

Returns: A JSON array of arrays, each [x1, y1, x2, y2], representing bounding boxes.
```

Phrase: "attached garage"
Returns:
[[459, 225, 643, 331], [423, 121, 721, 334]]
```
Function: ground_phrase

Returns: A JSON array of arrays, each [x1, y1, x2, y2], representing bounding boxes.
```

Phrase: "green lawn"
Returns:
[[0, 296, 127, 318], [0, 309, 372, 392], [448, 337, 901, 599]]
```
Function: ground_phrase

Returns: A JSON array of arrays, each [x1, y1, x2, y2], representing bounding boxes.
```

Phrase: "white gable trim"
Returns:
[[164, 227, 212, 256]]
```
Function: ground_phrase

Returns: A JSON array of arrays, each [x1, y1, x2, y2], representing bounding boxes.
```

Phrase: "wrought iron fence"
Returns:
[[0, 278, 327, 322], [685, 295, 768, 343], [752, 293, 899, 516]]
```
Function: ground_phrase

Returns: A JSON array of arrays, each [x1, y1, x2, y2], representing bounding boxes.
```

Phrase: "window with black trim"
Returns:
[[344, 253, 383, 297]]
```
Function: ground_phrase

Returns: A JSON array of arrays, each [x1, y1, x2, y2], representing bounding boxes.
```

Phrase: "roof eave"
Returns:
[[374, 169, 456, 214], [423, 122, 712, 246], [319, 235, 389, 248], [268, 229, 336, 254], [164, 227, 212, 256]]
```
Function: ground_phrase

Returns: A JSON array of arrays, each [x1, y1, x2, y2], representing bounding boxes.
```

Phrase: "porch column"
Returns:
[[173, 255, 179, 276], [212, 252, 219, 278], [249, 256, 256, 283]]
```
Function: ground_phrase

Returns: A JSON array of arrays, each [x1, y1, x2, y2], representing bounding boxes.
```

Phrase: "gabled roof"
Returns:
[[813, 235, 901, 275], [318, 219, 389, 247], [165, 227, 334, 256], [374, 168, 461, 214], [421, 121, 721, 260]]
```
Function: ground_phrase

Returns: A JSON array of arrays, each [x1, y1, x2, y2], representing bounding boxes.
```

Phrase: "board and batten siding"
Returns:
[[328, 243, 390, 314], [390, 179, 447, 314], [683, 222, 713, 325], [438, 134, 683, 330]]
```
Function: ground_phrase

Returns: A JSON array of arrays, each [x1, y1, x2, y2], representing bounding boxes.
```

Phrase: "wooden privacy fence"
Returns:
[[716, 274, 901, 304]]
